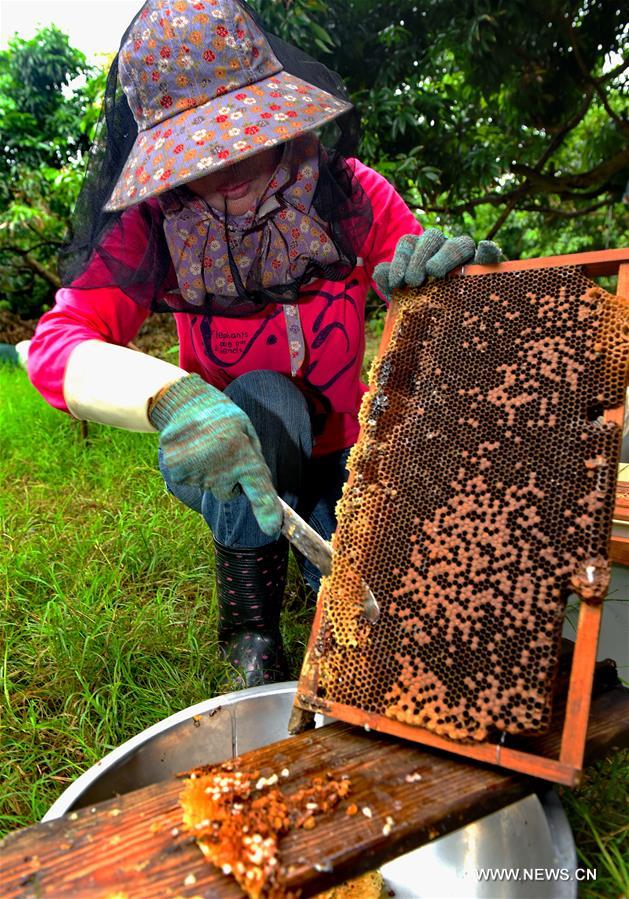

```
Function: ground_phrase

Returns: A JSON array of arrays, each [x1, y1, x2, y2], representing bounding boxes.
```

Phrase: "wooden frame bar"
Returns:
[[461, 247, 629, 279], [296, 605, 601, 787]]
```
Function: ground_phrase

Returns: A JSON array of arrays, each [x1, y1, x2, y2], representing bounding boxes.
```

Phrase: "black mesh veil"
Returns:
[[59, 0, 372, 317]]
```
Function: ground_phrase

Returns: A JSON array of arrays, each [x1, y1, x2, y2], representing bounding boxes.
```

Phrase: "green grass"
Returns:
[[1, 362, 627, 899], [0, 365, 312, 830], [560, 751, 629, 899]]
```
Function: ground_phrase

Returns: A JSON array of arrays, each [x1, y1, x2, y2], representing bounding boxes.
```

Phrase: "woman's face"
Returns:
[[188, 146, 282, 215]]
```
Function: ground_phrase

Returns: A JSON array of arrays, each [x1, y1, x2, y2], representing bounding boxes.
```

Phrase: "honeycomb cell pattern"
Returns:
[[301, 267, 629, 743]]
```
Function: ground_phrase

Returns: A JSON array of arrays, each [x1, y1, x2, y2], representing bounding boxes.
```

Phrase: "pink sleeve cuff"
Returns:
[[349, 159, 423, 300]]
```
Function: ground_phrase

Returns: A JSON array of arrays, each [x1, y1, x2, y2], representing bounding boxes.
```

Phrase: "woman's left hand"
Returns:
[[373, 228, 502, 300]]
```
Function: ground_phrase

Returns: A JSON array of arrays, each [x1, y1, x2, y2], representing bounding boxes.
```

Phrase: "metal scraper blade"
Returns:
[[278, 498, 380, 623]]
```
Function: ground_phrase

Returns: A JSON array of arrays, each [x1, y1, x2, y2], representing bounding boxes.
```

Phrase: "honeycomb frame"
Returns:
[[293, 249, 629, 786]]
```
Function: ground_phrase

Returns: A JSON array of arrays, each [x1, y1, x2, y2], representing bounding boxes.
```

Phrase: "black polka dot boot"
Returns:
[[214, 538, 289, 689]]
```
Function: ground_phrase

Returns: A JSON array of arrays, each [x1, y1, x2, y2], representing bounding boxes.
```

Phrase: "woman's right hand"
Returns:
[[149, 374, 281, 536]]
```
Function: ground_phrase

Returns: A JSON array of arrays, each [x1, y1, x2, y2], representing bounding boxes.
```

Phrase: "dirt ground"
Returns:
[[0, 311, 39, 344], [0, 310, 179, 357]]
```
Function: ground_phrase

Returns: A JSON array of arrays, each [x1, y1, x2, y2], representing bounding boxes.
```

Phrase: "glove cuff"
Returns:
[[149, 373, 217, 431]]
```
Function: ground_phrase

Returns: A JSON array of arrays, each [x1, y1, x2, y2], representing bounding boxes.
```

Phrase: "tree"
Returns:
[[406, 0, 628, 255], [0, 26, 101, 316], [0, 4, 626, 317], [252, 0, 628, 258]]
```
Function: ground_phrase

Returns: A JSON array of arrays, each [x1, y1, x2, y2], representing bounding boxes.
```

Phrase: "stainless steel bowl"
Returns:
[[44, 682, 577, 898]]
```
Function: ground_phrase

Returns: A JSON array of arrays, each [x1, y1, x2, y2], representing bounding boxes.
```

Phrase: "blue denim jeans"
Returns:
[[158, 370, 351, 592]]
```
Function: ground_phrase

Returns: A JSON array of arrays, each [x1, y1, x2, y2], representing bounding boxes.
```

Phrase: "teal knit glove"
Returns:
[[149, 374, 281, 536], [373, 229, 502, 300]]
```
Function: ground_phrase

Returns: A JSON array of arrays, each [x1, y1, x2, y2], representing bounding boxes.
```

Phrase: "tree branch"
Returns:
[[473, 88, 601, 237], [424, 184, 616, 216], [517, 199, 612, 219], [485, 188, 525, 240], [23, 253, 61, 288], [0, 244, 61, 288], [601, 58, 629, 84], [411, 31, 626, 235], [536, 86, 594, 169], [423, 185, 525, 214], [512, 145, 629, 193], [0, 239, 62, 255], [462, 38, 625, 236], [562, 19, 629, 135]]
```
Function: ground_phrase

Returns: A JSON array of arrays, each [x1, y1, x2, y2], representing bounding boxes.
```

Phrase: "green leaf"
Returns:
[[310, 22, 334, 47]]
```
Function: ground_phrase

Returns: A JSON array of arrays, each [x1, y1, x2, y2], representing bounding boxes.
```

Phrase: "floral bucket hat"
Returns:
[[104, 0, 351, 211]]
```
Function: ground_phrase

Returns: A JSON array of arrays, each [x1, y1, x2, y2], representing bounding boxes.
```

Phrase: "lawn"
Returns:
[[0, 364, 313, 831], [0, 361, 627, 897]]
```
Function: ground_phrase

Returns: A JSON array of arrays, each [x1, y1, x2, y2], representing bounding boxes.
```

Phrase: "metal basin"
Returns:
[[44, 682, 577, 898]]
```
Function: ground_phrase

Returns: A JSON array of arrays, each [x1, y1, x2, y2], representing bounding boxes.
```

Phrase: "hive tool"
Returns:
[[278, 497, 380, 623]]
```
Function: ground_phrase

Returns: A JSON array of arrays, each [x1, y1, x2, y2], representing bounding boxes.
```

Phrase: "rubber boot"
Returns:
[[214, 538, 289, 688]]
